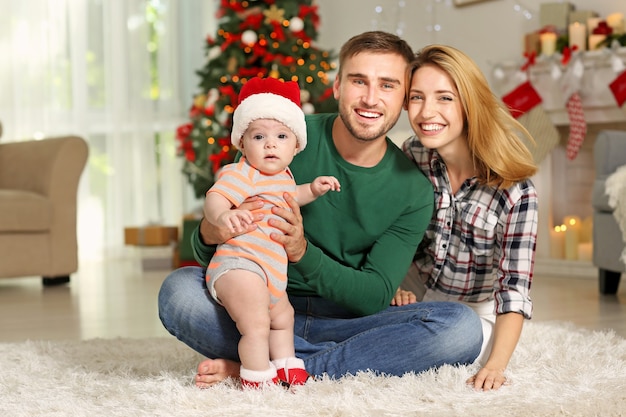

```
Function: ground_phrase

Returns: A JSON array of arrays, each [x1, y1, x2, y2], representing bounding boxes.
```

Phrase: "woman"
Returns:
[[397, 44, 538, 391]]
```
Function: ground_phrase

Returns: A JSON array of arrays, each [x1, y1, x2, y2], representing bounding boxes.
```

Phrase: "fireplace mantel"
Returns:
[[492, 48, 626, 277], [493, 47, 626, 126]]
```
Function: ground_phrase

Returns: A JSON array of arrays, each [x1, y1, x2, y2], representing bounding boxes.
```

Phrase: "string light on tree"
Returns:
[[174, 0, 338, 198]]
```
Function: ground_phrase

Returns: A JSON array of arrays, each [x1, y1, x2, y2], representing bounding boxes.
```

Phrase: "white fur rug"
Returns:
[[606, 165, 626, 265], [1, 322, 625, 417]]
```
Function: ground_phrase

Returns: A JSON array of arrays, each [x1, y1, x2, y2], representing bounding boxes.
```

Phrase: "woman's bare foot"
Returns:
[[195, 358, 240, 388]]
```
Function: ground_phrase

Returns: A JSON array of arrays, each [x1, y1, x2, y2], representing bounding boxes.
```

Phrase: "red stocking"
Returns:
[[565, 92, 587, 160]]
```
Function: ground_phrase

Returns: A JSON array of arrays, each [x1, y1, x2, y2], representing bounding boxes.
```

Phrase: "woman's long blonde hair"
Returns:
[[410, 44, 537, 189]]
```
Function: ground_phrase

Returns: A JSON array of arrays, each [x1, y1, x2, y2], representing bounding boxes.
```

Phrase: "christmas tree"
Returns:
[[176, 0, 338, 198]]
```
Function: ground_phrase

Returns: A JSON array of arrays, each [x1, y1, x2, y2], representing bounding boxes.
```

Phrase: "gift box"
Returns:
[[540, 2, 574, 32], [524, 32, 541, 55], [568, 10, 597, 26], [124, 225, 178, 246]]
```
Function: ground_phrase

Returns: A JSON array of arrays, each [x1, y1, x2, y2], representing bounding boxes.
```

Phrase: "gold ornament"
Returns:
[[269, 64, 280, 79], [193, 94, 207, 108], [263, 5, 285, 23], [227, 56, 238, 74]]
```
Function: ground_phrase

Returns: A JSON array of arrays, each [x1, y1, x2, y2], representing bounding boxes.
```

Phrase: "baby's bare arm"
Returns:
[[204, 192, 253, 233], [296, 176, 341, 206]]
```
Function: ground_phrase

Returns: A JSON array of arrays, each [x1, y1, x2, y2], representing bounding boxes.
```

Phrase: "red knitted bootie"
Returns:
[[239, 364, 282, 390], [273, 357, 310, 386], [240, 375, 281, 389]]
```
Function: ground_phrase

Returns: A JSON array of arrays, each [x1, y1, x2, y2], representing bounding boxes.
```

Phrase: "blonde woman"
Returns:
[[396, 44, 538, 391]]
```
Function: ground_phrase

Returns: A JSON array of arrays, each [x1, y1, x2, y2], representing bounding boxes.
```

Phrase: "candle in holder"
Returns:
[[563, 216, 581, 260], [579, 216, 593, 243], [587, 17, 602, 35], [589, 21, 613, 50], [549, 225, 566, 259], [540, 32, 557, 56], [569, 22, 587, 51], [577, 242, 592, 262]]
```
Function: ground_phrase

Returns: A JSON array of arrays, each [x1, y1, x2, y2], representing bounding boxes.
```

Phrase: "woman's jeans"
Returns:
[[158, 266, 482, 378]]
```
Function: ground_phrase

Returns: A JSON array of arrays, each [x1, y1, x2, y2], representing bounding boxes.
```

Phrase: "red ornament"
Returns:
[[209, 149, 231, 173]]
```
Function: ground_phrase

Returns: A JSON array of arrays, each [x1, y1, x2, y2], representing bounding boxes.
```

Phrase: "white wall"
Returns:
[[314, 0, 625, 139]]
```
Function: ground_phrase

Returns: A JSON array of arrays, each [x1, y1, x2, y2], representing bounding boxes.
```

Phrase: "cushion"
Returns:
[[0, 190, 51, 232]]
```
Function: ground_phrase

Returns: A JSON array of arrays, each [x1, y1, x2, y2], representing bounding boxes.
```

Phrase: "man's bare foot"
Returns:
[[195, 358, 240, 388]]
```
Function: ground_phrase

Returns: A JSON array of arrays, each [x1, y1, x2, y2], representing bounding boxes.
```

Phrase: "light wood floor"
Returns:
[[1, 251, 625, 343]]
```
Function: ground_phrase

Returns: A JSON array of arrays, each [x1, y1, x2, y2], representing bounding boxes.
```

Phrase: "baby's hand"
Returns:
[[311, 176, 341, 197], [217, 209, 254, 233]]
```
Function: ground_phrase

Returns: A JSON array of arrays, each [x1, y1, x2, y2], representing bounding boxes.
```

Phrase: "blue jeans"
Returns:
[[158, 266, 482, 378]]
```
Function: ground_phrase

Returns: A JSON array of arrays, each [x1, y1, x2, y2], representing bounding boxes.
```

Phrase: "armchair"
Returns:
[[592, 130, 626, 294], [0, 133, 88, 285]]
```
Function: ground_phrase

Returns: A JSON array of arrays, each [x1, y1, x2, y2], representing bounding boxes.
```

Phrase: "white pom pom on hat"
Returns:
[[231, 77, 307, 153]]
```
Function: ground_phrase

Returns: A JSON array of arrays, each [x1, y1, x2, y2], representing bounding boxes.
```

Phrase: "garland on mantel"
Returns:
[[496, 45, 626, 162]]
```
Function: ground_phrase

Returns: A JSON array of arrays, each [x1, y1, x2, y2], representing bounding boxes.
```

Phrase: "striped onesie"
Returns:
[[206, 158, 296, 307]]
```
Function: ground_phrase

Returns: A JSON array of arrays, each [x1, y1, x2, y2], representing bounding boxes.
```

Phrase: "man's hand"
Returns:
[[269, 192, 307, 263], [199, 197, 264, 245]]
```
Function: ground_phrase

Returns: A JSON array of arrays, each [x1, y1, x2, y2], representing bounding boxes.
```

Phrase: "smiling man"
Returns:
[[158, 31, 483, 388]]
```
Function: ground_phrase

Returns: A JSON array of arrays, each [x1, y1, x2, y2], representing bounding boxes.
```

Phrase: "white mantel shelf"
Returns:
[[534, 258, 596, 279], [493, 48, 626, 271], [493, 47, 626, 126]]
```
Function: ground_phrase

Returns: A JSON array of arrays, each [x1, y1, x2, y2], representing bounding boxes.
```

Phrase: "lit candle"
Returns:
[[564, 224, 579, 260], [587, 17, 602, 35], [589, 21, 613, 51], [568, 22, 587, 51], [588, 34, 606, 50], [549, 225, 566, 259], [579, 216, 593, 243], [577, 242, 593, 262], [540, 32, 557, 56], [563, 216, 581, 260], [607, 13, 625, 35]]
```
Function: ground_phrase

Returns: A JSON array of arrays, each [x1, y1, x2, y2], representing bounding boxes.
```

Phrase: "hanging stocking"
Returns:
[[561, 57, 586, 161], [609, 52, 626, 116], [502, 80, 559, 164], [564, 92, 587, 160]]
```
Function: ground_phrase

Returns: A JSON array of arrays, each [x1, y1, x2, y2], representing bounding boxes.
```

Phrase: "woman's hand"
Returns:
[[269, 192, 307, 263], [466, 312, 522, 391], [466, 366, 508, 391], [391, 288, 417, 306], [199, 197, 264, 245]]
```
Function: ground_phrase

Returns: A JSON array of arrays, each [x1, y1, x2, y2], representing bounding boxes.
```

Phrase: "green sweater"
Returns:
[[192, 113, 434, 316]]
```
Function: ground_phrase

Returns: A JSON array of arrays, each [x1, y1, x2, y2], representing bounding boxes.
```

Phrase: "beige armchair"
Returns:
[[0, 132, 88, 285]]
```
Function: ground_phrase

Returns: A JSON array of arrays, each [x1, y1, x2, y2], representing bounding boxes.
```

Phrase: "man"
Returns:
[[158, 31, 482, 388]]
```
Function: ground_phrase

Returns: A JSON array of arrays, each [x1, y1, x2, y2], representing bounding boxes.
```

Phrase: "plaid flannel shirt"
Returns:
[[403, 138, 537, 319]]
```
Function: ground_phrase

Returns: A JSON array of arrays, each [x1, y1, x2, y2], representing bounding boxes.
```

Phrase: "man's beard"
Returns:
[[338, 106, 399, 142]]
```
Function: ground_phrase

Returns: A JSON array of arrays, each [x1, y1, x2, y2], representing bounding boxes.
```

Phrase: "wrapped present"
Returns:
[[524, 32, 541, 56], [568, 10, 597, 26], [540, 2, 574, 32], [124, 225, 178, 246]]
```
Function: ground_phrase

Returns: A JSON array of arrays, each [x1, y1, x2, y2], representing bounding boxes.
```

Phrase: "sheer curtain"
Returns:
[[0, 0, 216, 260]]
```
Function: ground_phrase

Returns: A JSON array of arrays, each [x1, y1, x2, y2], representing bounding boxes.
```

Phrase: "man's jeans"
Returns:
[[158, 266, 482, 378]]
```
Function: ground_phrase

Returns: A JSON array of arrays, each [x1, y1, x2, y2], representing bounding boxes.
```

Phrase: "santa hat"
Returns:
[[231, 77, 307, 153]]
